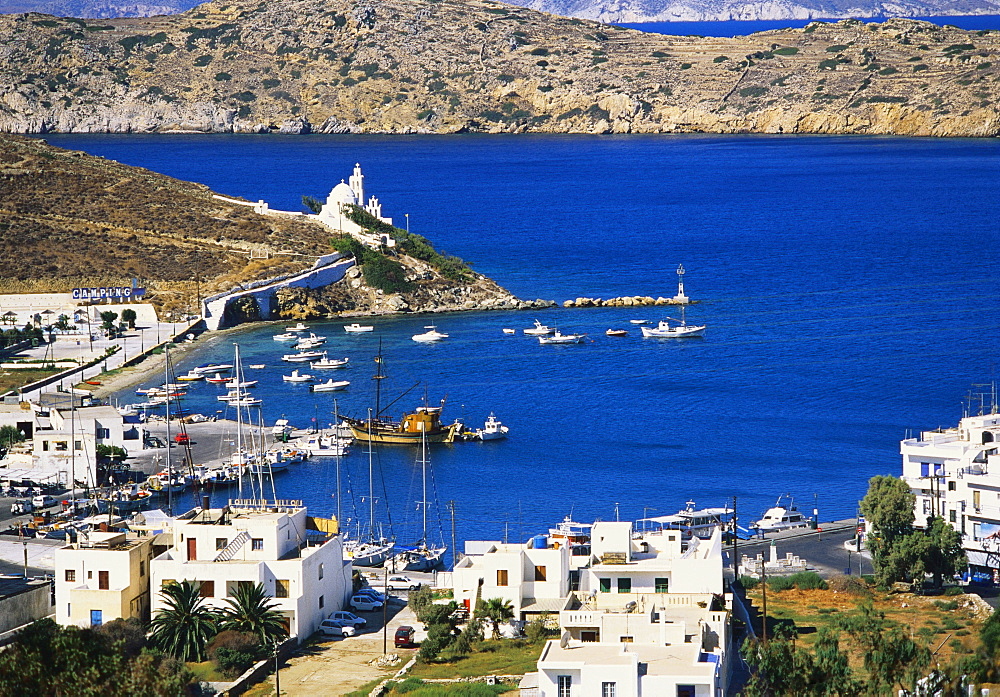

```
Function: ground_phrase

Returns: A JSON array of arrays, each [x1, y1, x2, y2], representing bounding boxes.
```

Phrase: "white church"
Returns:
[[317, 163, 397, 248]]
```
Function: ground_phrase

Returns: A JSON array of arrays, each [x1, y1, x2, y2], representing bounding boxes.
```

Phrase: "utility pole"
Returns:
[[382, 566, 389, 655], [274, 641, 281, 696], [447, 500, 457, 570], [761, 556, 768, 642], [732, 497, 739, 583]]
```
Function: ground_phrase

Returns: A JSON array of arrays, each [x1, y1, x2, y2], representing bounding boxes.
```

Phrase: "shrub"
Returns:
[[525, 614, 555, 644], [826, 44, 849, 52], [408, 586, 433, 618], [827, 575, 870, 595], [773, 47, 798, 55], [530, 48, 549, 56], [767, 576, 794, 592], [214, 647, 256, 677], [788, 572, 827, 590], [739, 86, 767, 98], [680, 63, 692, 69], [740, 575, 760, 590], [395, 677, 426, 693], [713, 55, 729, 62], [193, 54, 213, 66], [933, 600, 959, 611], [943, 586, 965, 596], [878, 67, 899, 75], [207, 630, 260, 663], [215, 72, 232, 81]]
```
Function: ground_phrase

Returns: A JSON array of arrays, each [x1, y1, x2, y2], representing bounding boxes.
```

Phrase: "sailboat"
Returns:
[[343, 414, 394, 567], [395, 430, 447, 572], [344, 344, 461, 444]]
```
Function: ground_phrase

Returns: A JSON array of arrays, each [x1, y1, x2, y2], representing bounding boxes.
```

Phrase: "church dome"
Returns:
[[328, 180, 358, 206]]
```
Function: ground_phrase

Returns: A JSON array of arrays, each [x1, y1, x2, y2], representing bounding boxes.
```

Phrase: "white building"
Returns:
[[317, 163, 397, 248], [55, 531, 156, 628], [451, 538, 573, 622], [150, 499, 352, 639], [900, 408, 1000, 579]]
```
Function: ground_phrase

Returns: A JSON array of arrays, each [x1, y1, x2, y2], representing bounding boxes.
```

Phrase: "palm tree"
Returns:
[[218, 582, 287, 647], [482, 598, 514, 640], [149, 580, 218, 661]]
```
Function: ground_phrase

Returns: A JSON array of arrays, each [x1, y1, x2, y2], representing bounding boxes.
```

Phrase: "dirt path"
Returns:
[[277, 603, 422, 696]]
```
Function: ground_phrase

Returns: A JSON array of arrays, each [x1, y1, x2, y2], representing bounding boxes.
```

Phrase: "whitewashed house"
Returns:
[[150, 499, 352, 639], [900, 408, 1000, 580]]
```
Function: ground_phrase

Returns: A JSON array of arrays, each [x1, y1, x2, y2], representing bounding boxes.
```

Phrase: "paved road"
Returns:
[[730, 522, 873, 579]]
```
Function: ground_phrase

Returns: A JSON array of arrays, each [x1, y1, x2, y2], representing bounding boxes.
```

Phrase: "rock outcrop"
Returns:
[[274, 258, 555, 319], [0, 1, 998, 137]]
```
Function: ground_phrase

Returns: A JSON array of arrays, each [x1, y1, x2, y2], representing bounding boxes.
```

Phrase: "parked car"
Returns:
[[386, 575, 421, 591], [174, 433, 190, 445], [10, 500, 32, 516], [349, 595, 384, 612], [32, 495, 56, 509], [328, 611, 366, 628], [394, 626, 416, 648], [355, 587, 387, 602], [319, 619, 356, 637]]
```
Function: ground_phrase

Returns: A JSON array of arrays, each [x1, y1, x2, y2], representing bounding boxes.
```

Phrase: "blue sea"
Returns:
[[40, 134, 1000, 558], [621, 14, 1000, 37]]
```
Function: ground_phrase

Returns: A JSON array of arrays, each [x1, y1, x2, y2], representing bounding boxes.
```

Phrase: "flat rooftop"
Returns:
[[541, 640, 716, 677]]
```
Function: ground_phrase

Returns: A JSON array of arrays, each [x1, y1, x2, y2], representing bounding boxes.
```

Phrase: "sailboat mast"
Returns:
[[421, 428, 428, 545], [367, 408, 375, 541], [334, 400, 342, 526], [164, 344, 172, 516], [373, 340, 385, 419], [234, 344, 244, 500]]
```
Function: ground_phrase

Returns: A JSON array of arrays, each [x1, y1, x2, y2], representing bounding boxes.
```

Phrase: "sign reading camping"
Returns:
[[72, 286, 146, 300]]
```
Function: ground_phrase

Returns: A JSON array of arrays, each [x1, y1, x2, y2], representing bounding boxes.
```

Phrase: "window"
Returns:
[[319, 595, 325, 609], [161, 579, 176, 588], [974, 490, 982, 510], [276, 580, 290, 598], [557, 675, 571, 697], [950, 510, 957, 523], [42, 441, 49, 452], [620, 636, 633, 643], [200, 581, 215, 598], [602, 683, 616, 697], [534, 565, 547, 582], [677, 686, 696, 697], [97, 428, 110, 439], [139, 561, 145, 577], [318, 563, 324, 580], [581, 630, 599, 642], [655, 577, 669, 593], [87, 570, 93, 580], [617, 577, 631, 594], [599, 578, 611, 593], [90, 610, 102, 627], [251, 538, 264, 551], [98, 571, 109, 590], [949, 481, 957, 491], [55, 441, 67, 451], [497, 569, 508, 587], [74, 440, 82, 451], [216, 538, 228, 550], [65, 569, 76, 583]]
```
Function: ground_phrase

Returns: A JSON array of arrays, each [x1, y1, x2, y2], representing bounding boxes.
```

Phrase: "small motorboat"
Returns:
[[502, 328, 516, 335], [302, 434, 351, 457], [750, 495, 813, 534], [84, 380, 102, 386], [311, 355, 350, 369], [412, 326, 449, 343], [523, 320, 555, 336], [475, 413, 509, 441], [193, 363, 233, 374], [205, 373, 230, 384], [538, 330, 587, 344], [219, 389, 252, 402], [629, 319, 650, 325], [248, 364, 265, 369], [283, 369, 314, 383], [606, 329, 629, 337], [176, 370, 205, 382], [310, 379, 350, 392], [225, 378, 259, 389], [344, 323, 374, 333], [294, 333, 327, 349], [272, 418, 294, 438], [273, 332, 299, 341], [286, 322, 310, 332], [228, 397, 262, 407], [282, 350, 325, 362]]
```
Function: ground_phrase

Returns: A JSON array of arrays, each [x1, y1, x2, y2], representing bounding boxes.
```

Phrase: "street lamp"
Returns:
[[273, 639, 281, 696], [405, 213, 409, 235]]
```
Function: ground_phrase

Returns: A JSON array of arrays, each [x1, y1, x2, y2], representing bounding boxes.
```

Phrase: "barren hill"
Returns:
[[0, 135, 534, 317], [0, 0, 998, 136]]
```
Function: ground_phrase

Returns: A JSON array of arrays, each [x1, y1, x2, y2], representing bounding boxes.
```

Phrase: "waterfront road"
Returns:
[[728, 519, 873, 579]]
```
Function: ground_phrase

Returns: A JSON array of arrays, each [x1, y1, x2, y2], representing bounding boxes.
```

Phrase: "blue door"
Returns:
[[90, 610, 102, 627]]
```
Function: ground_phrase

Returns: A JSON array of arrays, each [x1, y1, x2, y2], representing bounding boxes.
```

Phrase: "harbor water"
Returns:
[[41, 133, 1000, 557]]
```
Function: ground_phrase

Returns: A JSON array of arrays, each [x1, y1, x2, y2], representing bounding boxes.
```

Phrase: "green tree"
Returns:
[[861, 475, 917, 586], [302, 195, 323, 213], [481, 597, 514, 640], [121, 308, 137, 329], [741, 625, 812, 696], [917, 516, 966, 588], [149, 580, 219, 661], [836, 601, 929, 694], [218, 582, 287, 647], [0, 425, 26, 452], [100, 311, 119, 337], [54, 314, 71, 331]]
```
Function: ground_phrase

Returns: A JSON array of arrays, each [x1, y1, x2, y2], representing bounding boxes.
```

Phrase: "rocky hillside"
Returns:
[[514, 0, 1000, 23], [0, 0, 194, 18], [0, 0, 998, 136], [0, 134, 536, 317]]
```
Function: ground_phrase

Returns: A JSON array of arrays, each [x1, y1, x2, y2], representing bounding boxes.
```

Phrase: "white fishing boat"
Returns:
[[344, 323, 374, 333], [523, 319, 555, 336], [283, 369, 314, 383], [538, 330, 587, 344], [282, 350, 325, 362], [412, 326, 449, 342], [286, 322, 310, 332], [302, 434, 350, 457], [311, 355, 349, 369], [205, 373, 230, 384], [750, 495, 813, 534], [637, 501, 735, 541], [229, 397, 263, 408], [272, 418, 294, 438], [176, 370, 205, 382], [248, 364, 266, 369], [273, 332, 299, 342], [218, 389, 252, 402], [640, 305, 706, 338], [629, 319, 650, 325], [294, 334, 327, 350], [311, 379, 350, 392], [606, 329, 629, 337], [502, 328, 516, 335], [225, 378, 259, 389], [475, 413, 509, 441]]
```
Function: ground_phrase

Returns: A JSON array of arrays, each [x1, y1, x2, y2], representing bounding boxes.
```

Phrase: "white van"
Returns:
[[32, 495, 56, 508]]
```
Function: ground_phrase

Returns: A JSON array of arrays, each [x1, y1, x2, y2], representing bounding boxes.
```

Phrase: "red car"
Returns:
[[394, 626, 415, 648], [174, 433, 190, 445]]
